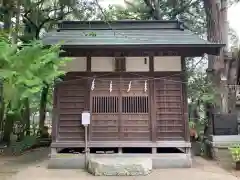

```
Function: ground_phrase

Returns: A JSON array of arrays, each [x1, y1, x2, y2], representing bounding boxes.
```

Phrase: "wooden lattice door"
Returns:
[[121, 79, 150, 141], [90, 78, 120, 141], [90, 77, 150, 141]]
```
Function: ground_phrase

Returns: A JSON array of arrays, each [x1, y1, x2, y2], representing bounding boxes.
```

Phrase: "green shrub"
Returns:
[[229, 144, 240, 162]]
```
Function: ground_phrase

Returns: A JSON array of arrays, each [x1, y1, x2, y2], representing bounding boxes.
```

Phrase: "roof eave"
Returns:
[[56, 43, 224, 56], [53, 43, 224, 48]]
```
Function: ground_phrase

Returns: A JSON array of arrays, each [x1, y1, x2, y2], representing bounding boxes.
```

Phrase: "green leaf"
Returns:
[[0, 36, 71, 110]]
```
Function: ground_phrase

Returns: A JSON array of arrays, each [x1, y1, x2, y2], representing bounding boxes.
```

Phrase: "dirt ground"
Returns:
[[1, 148, 240, 180], [0, 148, 49, 180]]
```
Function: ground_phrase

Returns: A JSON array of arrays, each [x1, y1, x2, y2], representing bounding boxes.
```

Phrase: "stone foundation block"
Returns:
[[88, 157, 152, 176]]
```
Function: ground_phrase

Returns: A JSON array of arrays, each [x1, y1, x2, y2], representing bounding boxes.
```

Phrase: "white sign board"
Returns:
[[81, 112, 90, 125]]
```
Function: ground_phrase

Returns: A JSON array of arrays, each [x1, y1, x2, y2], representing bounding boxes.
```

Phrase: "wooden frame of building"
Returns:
[[43, 20, 223, 168]]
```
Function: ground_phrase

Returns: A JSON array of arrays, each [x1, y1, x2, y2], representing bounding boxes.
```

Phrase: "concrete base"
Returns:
[[209, 135, 240, 148], [207, 135, 240, 169], [88, 157, 152, 176], [48, 153, 192, 169]]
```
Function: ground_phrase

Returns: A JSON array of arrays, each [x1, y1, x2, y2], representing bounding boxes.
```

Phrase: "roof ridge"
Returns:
[[57, 20, 183, 31], [58, 20, 180, 24]]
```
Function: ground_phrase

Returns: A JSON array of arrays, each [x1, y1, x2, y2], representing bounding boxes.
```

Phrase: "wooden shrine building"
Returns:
[[43, 20, 223, 168]]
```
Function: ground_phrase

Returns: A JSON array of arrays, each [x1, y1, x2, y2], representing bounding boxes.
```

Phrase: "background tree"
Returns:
[[0, 0, 96, 143], [0, 38, 71, 143], [0, 0, 96, 138]]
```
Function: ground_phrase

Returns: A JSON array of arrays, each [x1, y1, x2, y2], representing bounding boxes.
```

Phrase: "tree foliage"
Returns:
[[101, 0, 206, 34], [20, 0, 95, 41], [96, 0, 153, 20], [0, 37, 71, 112], [0, 0, 98, 139]]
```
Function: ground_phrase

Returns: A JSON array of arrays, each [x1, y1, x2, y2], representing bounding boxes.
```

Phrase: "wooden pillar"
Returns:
[[118, 147, 122, 154], [181, 56, 190, 142], [51, 83, 58, 142], [51, 148, 57, 155], [119, 75, 123, 141], [86, 53, 91, 110], [149, 55, 156, 142], [86, 54, 91, 141], [152, 147, 157, 154], [115, 52, 125, 141]]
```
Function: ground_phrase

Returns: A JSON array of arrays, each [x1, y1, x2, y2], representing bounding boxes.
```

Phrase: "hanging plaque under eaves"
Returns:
[[212, 113, 238, 135]]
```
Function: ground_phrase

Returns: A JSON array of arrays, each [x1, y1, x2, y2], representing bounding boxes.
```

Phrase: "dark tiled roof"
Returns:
[[42, 20, 224, 48]]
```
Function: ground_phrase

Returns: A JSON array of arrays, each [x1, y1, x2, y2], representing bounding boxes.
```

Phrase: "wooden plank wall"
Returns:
[[55, 72, 185, 143], [154, 76, 184, 140], [56, 77, 86, 141]]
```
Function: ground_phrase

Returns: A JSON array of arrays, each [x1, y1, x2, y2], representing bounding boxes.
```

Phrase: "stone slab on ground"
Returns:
[[88, 157, 152, 176]]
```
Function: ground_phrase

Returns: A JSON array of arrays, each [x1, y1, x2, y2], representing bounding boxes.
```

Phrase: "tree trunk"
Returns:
[[1, 0, 11, 143], [0, 102, 4, 141], [18, 98, 30, 141], [39, 85, 49, 136], [228, 57, 239, 112], [153, 0, 160, 20], [23, 98, 30, 136], [203, 0, 228, 113], [2, 0, 12, 31], [2, 112, 14, 144], [12, 0, 21, 44], [203, 0, 222, 43], [0, 83, 4, 137]]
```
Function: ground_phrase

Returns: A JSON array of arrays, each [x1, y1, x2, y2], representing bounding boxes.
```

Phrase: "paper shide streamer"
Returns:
[[127, 81, 132, 92], [144, 80, 147, 92], [109, 81, 112, 92], [91, 78, 95, 91], [90, 78, 150, 93]]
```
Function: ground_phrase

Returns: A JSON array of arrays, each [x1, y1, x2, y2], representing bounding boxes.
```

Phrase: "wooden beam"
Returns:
[[86, 54, 91, 72], [61, 47, 219, 57], [51, 140, 190, 148]]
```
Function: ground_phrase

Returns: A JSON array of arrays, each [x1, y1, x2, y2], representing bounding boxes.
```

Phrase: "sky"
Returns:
[[229, 3, 240, 36], [99, 0, 240, 37]]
